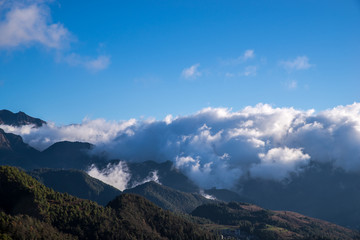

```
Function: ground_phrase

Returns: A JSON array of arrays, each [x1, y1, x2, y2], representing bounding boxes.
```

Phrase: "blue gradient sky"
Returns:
[[0, 0, 359, 124]]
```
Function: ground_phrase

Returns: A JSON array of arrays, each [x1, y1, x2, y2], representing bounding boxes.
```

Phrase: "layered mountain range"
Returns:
[[1, 109, 360, 239]]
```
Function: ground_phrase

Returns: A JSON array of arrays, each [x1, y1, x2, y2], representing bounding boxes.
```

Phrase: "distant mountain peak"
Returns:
[[0, 109, 46, 127], [43, 141, 94, 152]]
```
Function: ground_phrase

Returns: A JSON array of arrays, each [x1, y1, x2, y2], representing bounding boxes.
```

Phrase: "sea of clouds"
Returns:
[[2, 103, 360, 189]]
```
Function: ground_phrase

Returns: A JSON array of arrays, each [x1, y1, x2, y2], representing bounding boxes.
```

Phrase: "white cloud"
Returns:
[[199, 190, 216, 200], [280, 56, 313, 70], [251, 147, 310, 180], [130, 170, 161, 188], [64, 53, 111, 72], [175, 156, 197, 168], [84, 55, 110, 71], [0, 1, 110, 71], [87, 162, 162, 191], [87, 161, 131, 191], [259, 147, 310, 164], [0, 2, 70, 49], [243, 49, 255, 61], [3, 102, 360, 189], [181, 63, 201, 79]]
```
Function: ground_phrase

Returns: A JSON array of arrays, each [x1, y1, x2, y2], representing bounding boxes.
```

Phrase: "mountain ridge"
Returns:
[[0, 109, 46, 127], [192, 201, 360, 240], [124, 181, 214, 213], [28, 168, 122, 206]]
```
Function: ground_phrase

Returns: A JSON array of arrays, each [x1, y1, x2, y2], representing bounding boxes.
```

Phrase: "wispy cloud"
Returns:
[[0, 1, 110, 72], [243, 49, 255, 61], [181, 63, 201, 79], [222, 49, 255, 65], [285, 80, 297, 89], [85, 55, 110, 71], [63, 53, 111, 72], [226, 65, 257, 78], [280, 56, 313, 71], [242, 65, 257, 76], [0, 2, 70, 49], [225, 72, 235, 78]]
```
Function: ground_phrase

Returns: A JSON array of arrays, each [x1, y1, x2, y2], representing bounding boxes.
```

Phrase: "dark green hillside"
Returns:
[[28, 168, 122, 206], [0, 212, 76, 240], [0, 165, 116, 239], [124, 181, 214, 213], [192, 202, 360, 240], [0, 166, 216, 240], [108, 194, 215, 240]]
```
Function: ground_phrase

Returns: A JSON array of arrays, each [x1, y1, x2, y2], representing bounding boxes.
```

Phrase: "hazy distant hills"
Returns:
[[0, 109, 46, 127], [237, 161, 360, 230]]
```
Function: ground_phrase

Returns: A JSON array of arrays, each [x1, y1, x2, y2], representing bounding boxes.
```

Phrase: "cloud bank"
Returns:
[[2, 103, 360, 189]]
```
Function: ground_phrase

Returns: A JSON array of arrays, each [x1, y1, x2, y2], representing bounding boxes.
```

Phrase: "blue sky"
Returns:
[[0, 0, 359, 124]]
